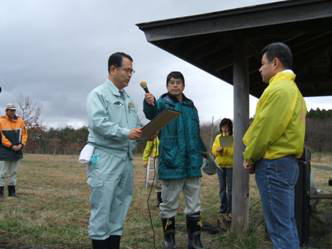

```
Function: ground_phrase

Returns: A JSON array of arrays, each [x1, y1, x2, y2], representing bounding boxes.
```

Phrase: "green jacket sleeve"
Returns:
[[87, 91, 130, 140], [143, 99, 159, 120], [243, 88, 294, 162]]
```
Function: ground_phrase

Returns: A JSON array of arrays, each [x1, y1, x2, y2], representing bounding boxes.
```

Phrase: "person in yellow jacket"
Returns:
[[243, 42, 307, 249], [142, 135, 162, 206], [211, 118, 233, 215], [0, 104, 28, 201]]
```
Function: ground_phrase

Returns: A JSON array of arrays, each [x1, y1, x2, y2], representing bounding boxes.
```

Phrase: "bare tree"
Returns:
[[16, 95, 42, 128]]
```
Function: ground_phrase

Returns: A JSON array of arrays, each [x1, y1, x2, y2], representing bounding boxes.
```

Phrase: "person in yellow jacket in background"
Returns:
[[211, 118, 233, 216], [243, 42, 307, 249], [142, 135, 162, 207]]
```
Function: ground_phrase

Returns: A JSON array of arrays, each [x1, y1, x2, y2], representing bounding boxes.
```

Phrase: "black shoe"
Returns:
[[107, 235, 121, 249], [186, 212, 204, 249], [0, 186, 4, 201], [219, 206, 227, 214], [8, 185, 16, 197], [161, 217, 176, 249], [157, 192, 162, 207], [201, 222, 220, 234], [92, 239, 108, 249]]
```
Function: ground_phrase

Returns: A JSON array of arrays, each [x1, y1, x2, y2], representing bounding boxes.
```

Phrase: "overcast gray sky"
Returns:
[[1, 0, 332, 128]]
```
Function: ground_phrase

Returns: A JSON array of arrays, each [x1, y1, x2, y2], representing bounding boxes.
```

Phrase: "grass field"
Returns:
[[0, 154, 331, 249]]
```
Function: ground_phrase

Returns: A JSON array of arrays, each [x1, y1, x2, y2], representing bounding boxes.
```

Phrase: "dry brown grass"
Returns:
[[0, 154, 331, 249]]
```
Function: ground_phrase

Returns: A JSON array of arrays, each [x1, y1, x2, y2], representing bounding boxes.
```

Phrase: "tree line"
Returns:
[[20, 107, 332, 155], [25, 126, 89, 155], [305, 109, 332, 153]]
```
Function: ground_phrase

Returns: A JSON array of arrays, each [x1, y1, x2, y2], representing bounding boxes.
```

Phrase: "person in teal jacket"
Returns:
[[86, 52, 142, 249], [144, 71, 206, 249]]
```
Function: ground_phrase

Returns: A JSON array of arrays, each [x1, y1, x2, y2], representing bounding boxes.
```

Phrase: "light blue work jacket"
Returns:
[[87, 79, 141, 159]]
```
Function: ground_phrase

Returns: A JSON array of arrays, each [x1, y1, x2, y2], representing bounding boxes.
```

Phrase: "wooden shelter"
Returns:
[[137, 0, 332, 232]]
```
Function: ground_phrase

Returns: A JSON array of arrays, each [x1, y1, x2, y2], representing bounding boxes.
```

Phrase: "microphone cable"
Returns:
[[146, 157, 157, 249]]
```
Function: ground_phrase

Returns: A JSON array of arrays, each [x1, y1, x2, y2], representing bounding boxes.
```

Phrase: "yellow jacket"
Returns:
[[211, 134, 233, 168], [243, 70, 307, 162], [142, 137, 159, 161]]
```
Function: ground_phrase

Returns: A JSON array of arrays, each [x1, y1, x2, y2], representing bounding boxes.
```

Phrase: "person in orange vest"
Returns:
[[0, 104, 28, 201], [142, 135, 162, 206]]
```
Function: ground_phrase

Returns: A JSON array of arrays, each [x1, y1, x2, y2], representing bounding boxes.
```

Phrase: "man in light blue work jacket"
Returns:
[[86, 52, 142, 249]]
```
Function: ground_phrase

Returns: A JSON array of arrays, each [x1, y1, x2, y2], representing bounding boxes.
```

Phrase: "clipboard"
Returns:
[[142, 109, 180, 138], [220, 136, 233, 147]]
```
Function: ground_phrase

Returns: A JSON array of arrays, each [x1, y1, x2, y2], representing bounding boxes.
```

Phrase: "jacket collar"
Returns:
[[1, 115, 18, 121], [161, 92, 192, 104], [106, 79, 127, 97], [269, 69, 296, 85]]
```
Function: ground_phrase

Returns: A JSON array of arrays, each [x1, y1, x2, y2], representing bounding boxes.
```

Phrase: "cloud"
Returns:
[[1, 0, 328, 128]]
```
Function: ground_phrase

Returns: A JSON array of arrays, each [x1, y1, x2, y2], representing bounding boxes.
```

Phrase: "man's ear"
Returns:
[[109, 65, 117, 74], [274, 57, 282, 68]]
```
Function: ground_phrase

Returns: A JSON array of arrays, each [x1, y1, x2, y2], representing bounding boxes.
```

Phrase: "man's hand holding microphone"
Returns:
[[127, 80, 156, 140], [140, 80, 155, 106]]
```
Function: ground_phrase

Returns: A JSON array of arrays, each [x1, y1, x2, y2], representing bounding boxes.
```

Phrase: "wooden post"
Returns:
[[231, 36, 250, 232]]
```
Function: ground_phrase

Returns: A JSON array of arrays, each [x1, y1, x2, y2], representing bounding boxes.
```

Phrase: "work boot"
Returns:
[[161, 217, 176, 249], [91, 239, 108, 249], [8, 185, 16, 197], [186, 212, 204, 249], [157, 192, 162, 207], [0, 186, 4, 201], [107, 235, 121, 249]]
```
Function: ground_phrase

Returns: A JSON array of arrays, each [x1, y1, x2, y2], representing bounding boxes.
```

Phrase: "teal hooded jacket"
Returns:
[[144, 93, 206, 180]]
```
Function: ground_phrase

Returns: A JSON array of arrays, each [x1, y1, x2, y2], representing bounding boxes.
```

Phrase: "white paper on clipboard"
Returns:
[[142, 109, 180, 138]]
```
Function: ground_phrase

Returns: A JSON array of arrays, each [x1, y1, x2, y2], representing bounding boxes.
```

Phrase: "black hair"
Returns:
[[261, 42, 293, 69], [219, 118, 233, 135], [166, 71, 185, 86], [107, 52, 133, 73]]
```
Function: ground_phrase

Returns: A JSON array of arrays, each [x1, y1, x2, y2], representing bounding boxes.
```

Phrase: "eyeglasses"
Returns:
[[119, 67, 135, 74], [168, 79, 183, 85]]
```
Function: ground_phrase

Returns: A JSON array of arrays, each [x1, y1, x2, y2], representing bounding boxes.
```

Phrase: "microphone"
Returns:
[[140, 80, 149, 93]]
